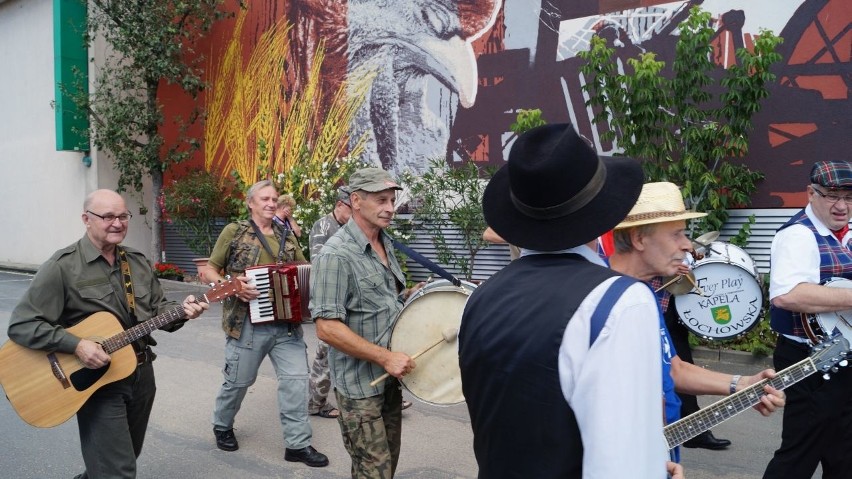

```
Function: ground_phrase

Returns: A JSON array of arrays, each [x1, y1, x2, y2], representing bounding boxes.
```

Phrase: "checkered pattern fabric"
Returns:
[[649, 276, 672, 312], [810, 161, 852, 189]]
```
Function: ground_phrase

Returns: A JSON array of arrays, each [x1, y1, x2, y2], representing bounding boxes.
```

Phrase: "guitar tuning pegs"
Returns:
[[831, 367, 840, 373], [823, 373, 831, 380], [840, 360, 849, 367]]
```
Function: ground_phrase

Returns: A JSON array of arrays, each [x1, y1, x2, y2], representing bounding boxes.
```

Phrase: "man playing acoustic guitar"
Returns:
[[6, 189, 208, 479]]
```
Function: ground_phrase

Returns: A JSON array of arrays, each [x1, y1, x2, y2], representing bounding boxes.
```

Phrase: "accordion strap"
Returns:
[[250, 220, 288, 264]]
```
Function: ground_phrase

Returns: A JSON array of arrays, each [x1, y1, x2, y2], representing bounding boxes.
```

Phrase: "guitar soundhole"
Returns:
[[69, 365, 109, 392]]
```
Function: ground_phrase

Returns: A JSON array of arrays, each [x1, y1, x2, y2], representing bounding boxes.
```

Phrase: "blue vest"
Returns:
[[459, 254, 625, 479], [770, 210, 852, 337]]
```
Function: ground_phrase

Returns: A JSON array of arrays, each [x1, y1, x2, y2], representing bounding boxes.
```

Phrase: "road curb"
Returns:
[[692, 346, 773, 368]]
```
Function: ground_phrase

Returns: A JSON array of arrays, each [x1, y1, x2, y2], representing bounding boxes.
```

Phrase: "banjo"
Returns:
[[801, 277, 852, 345]]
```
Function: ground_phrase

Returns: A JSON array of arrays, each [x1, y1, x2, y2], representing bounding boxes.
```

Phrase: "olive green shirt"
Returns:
[[208, 220, 305, 338], [8, 235, 180, 354], [310, 219, 406, 399]]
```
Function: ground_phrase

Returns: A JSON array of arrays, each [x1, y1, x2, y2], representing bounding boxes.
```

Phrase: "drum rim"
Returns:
[[389, 282, 474, 406]]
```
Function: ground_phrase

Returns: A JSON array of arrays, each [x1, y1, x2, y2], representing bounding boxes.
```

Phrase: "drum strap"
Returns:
[[589, 276, 634, 347], [392, 239, 462, 287]]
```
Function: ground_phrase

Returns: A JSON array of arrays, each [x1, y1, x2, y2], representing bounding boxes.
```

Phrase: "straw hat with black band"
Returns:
[[482, 123, 644, 251], [614, 182, 707, 230]]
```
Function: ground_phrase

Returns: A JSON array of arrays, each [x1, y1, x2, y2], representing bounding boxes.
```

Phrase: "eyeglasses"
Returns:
[[811, 186, 852, 205], [87, 210, 132, 223]]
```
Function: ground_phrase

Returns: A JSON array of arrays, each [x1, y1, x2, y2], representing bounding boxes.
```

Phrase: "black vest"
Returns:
[[459, 254, 621, 479]]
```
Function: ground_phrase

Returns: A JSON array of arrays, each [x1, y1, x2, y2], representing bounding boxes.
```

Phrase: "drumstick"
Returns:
[[369, 327, 458, 387], [655, 275, 682, 293], [684, 274, 706, 296]]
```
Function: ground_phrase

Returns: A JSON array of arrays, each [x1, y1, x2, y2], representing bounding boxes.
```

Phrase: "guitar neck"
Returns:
[[98, 297, 206, 355], [664, 357, 815, 449]]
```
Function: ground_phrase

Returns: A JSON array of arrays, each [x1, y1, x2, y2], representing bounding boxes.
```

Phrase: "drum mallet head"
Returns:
[[410, 327, 458, 361]]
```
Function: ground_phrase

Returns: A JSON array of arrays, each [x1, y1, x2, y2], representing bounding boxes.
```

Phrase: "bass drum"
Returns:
[[675, 242, 763, 341], [389, 279, 476, 406]]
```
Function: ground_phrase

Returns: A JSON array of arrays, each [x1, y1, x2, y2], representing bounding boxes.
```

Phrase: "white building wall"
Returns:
[[0, 0, 153, 270]]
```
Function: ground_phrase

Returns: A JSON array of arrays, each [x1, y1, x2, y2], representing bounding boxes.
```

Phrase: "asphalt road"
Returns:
[[0, 270, 802, 478]]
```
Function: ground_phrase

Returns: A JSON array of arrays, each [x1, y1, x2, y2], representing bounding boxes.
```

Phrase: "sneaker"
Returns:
[[285, 445, 329, 467], [214, 428, 239, 451]]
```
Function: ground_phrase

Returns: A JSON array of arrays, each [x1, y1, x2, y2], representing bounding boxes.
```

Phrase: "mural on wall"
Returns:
[[176, 0, 849, 208]]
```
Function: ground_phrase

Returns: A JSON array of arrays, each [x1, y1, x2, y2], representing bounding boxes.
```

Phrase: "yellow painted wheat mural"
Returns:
[[204, 10, 372, 199]]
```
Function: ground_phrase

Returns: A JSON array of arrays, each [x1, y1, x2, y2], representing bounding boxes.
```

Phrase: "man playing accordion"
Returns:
[[205, 179, 328, 468]]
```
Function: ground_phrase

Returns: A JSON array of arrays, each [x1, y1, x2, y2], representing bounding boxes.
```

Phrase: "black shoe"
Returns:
[[214, 428, 239, 451], [285, 445, 329, 467], [683, 431, 731, 450]]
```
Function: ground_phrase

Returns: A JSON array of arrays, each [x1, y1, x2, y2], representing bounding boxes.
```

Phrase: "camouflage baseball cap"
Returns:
[[347, 167, 402, 193], [810, 161, 852, 189]]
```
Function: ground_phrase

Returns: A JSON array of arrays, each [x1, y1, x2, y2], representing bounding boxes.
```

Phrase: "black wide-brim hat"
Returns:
[[483, 123, 643, 251]]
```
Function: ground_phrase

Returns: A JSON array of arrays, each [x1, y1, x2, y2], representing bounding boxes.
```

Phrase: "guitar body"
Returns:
[[0, 312, 137, 428], [803, 277, 852, 344]]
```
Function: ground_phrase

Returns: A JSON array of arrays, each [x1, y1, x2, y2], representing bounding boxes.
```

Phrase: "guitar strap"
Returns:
[[117, 247, 137, 320], [117, 247, 150, 355]]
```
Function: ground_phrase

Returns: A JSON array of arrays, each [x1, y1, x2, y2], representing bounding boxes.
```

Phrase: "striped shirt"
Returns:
[[309, 219, 406, 398]]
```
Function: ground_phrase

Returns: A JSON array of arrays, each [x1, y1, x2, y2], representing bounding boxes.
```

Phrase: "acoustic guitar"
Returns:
[[664, 333, 850, 449], [0, 280, 241, 428]]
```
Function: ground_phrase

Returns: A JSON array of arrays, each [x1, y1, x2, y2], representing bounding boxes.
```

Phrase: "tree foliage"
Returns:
[[65, 0, 231, 259], [160, 168, 240, 257], [579, 7, 783, 355], [578, 7, 782, 237], [403, 158, 494, 280]]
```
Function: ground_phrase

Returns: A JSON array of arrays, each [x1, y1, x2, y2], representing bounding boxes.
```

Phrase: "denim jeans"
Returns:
[[212, 320, 312, 449]]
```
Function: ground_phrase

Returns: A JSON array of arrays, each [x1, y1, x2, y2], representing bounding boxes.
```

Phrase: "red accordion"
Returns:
[[245, 262, 310, 324]]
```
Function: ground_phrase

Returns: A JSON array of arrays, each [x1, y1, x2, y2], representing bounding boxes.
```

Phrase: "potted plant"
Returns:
[[153, 262, 186, 281], [160, 169, 241, 264]]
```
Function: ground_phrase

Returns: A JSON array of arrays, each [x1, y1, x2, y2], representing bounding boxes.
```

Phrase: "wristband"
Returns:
[[729, 375, 741, 395]]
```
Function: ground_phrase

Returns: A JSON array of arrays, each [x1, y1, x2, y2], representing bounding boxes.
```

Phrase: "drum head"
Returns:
[[389, 281, 475, 406], [675, 262, 763, 340]]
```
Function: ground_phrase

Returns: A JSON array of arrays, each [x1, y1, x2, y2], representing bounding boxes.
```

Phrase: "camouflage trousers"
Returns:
[[308, 341, 334, 414], [335, 380, 403, 479]]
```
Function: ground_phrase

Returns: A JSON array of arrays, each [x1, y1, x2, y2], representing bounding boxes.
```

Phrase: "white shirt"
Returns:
[[770, 204, 852, 300], [770, 204, 852, 342], [522, 246, 669, 478]]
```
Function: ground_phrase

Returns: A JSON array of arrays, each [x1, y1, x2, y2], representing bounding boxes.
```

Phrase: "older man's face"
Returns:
[[638, 220, 694, 277], [808, 184, 852, 232]]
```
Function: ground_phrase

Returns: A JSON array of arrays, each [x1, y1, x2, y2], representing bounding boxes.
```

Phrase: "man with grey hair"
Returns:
[[608, 182, 784, 462], [311, 167, 424, 478], [206, 179, 328, 468], [306, 187, 352, 420]]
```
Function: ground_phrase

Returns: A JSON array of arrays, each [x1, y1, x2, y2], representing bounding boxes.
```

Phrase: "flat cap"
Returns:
[[810, 161, 852, 189]]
